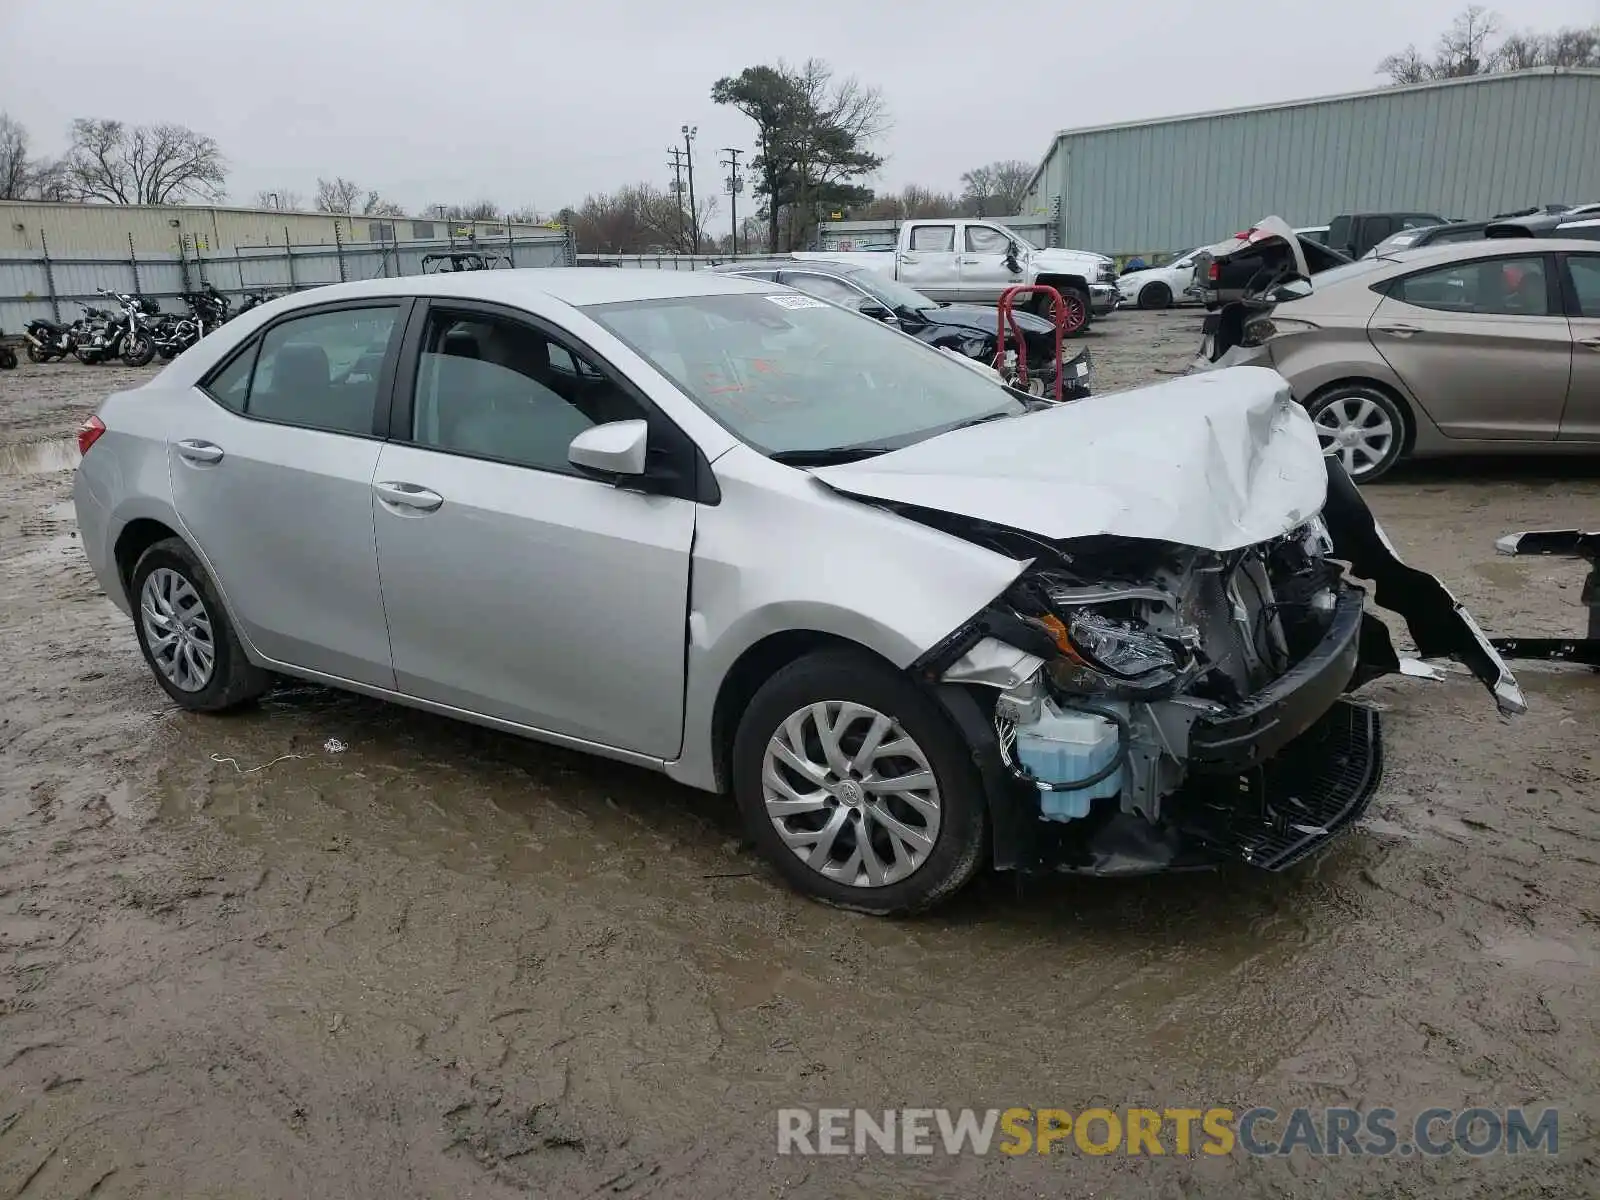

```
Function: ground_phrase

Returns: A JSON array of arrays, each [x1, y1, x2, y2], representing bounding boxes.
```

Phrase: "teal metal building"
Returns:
[[1021, 68, 1600, 258]]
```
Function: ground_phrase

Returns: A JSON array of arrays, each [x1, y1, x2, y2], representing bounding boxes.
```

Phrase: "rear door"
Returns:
[[957, 222, 1025, 303], [171, 300, 406, 687], [897, 223, 960, 301], [1368, 252, 1571, 439], [1558, 251, 1600, 440]]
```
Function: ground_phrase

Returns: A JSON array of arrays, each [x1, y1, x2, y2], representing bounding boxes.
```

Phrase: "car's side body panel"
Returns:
[[664, 444, 1028, 792]]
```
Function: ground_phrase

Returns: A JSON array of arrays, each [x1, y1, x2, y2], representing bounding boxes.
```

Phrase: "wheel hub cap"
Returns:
[[761, 701, 941, 888], [1313, 395, 1395, 477], [139, 567, 216, 692]]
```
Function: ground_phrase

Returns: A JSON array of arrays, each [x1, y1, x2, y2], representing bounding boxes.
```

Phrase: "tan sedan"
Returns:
[[1209, 238, 1600, 482]]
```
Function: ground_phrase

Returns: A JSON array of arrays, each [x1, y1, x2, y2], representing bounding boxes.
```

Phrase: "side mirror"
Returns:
[[857, 298, 896, 321], [568, 419, 649, 478]]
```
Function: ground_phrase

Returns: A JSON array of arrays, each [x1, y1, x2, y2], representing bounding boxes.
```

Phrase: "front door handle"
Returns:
[[1374, 324, 1421, 338], [374, 481, 443, 512], [176, 439, 224, 464], [961, 258, 981, 265], [1578, 336, 1600, 351]]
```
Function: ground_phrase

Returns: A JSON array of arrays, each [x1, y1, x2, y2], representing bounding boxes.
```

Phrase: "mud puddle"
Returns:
[[0, 437, 79, 475]]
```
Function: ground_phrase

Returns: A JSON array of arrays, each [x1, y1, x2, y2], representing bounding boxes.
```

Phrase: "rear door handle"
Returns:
[[176, 439, 224, 464], [1578, 336, 1600, 350], [1374, 324, 1422, 337], [374, 481, 443, 512]]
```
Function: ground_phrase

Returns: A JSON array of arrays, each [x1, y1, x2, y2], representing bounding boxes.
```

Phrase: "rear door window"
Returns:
[[908, 225, 955, 252], [779, 272, 866, 306], [199, 305, 400, 434], [1567, 255, 1600, 317], [1388, 257, 1550, 316]]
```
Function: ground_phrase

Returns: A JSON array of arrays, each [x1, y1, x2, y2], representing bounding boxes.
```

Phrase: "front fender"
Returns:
[[666, 447, 1027, 792]]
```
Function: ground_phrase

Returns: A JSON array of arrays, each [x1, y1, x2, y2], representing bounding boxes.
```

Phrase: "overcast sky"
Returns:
[[5, 0, 1599, 215]]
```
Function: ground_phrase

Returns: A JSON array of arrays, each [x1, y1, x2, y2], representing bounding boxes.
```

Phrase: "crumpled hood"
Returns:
[[813, 366, 1327, 552]]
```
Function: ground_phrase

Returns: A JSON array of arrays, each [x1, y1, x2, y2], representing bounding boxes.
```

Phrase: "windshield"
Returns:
[[586, 293, 1025, 456], [852, 272, 939, 314]]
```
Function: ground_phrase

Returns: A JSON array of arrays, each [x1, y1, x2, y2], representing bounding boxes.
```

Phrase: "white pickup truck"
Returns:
[[794, 219, 1118, 334]]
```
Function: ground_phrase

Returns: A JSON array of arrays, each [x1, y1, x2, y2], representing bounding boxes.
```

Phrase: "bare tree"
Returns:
[[959, 159, 1034, 216], [0, 113, 32, 200], [566, 182, 715, 254], [63, 119, 227, 204], [859, 185, 961, 221], [315, 176, 362, 214], [1435, 5, 1499, 76], [252, 188, 305, 211], [1379, 7, 1599, 82]]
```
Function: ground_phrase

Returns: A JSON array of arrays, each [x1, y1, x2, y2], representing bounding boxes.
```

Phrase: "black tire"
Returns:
[[121, 332, 155, 368], [130, 537, 270, 712], [1137, 281, 1173, 310], [1304, 383, 1409, 484], [157, 345, 178, 361], [26, 342, 49, 364], [731, 649, 988, 915], [0, 347, 16, 370]]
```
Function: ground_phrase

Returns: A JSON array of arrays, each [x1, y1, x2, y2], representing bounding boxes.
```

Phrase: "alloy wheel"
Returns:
[[140, 567, 216, 691], [761, 701, 942, 888], [1313, 394, 1397, 479]]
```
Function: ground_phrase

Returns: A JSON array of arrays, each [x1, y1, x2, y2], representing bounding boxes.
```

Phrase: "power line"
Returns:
[[720, 147, 743, 257]]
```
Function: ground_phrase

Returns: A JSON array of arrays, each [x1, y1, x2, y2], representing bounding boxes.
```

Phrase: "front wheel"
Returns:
[[130, 537, 271, 711], [25, 341, 49, 364], [1033, 286, 1089, 335], [122, 332, 155, 367], [1306, 384, 1408, 483], [731, 649, 988, 915]]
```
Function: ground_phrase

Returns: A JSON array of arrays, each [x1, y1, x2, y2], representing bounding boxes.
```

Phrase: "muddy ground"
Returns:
[[1, 311, 1597, 1198]]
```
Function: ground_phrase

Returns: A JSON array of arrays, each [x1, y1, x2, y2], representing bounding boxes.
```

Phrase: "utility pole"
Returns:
[[720, 147, 743, 257], [666, 145, 686, 251], [681, 125, 699, 255]]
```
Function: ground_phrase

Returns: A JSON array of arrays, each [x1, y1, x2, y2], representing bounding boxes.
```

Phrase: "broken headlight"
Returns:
[[1064, 610, 1176, 678]]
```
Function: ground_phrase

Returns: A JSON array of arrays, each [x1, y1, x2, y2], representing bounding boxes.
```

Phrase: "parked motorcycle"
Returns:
[[23, 316, 80, 363], [237, 289, 278, 315], [74, 289, 158, 367]]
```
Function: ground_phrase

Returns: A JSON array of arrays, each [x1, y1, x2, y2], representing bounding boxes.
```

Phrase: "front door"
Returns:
[[897, 224, 961, 301], [170, 301, 404, 687], [1559, 251, 1600, 440], [957, 222, 1025, 303], [370, 303, 695, 758], [1368, 253, 1570, 440]]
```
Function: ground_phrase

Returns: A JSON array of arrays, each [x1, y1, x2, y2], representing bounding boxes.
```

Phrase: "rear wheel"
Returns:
[[732, 649, 987, 915], [131, 538, 270, 712], [1306, 384, 1407, 483], [1137, 281, 1173, 310]]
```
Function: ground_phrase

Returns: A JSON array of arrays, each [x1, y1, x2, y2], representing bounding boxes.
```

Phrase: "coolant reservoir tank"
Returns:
[[1014, 702, 1123, 820]]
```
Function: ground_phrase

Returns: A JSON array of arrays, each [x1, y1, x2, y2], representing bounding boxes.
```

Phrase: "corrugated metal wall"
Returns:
[[1026, 69, 1600, 257], [0, 235, 571, 330], [0, 201, 565, 255]]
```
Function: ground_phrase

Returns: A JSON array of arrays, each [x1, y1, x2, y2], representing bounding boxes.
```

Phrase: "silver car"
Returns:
[[73, 270, 1521, 914]]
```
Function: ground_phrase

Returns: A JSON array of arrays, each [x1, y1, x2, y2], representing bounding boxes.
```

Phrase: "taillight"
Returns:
[[77, 414, 106, 456], [1208, 262, 1221, 281]]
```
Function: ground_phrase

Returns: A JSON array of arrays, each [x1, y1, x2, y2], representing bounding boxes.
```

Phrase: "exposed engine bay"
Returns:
[[903, 458, 1525, 877]]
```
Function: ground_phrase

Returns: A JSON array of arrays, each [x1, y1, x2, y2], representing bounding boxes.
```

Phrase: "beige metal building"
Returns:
[[0, 200, 561, 256]]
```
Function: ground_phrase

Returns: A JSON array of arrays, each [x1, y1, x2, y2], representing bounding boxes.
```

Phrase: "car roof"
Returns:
[[715, 258, 862, 277], [258, 266, 778, 309], [1359, 237, 1600, 271]]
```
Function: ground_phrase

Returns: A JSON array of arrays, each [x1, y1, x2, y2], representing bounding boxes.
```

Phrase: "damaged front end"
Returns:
[[914, 459, 1525, 877]]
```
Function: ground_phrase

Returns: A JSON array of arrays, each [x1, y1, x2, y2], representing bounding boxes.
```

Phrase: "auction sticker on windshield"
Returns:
[[765, 294, 827, 309]]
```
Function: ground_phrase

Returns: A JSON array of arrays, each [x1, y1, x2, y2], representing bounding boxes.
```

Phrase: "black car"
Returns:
[[1364, 219, 1497, 258], [712, 259, 1092, 398], [1485, 211, 1600, 241]]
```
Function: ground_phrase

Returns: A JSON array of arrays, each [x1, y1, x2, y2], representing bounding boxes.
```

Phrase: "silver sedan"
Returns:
[[73, 269, 1518, 913]]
